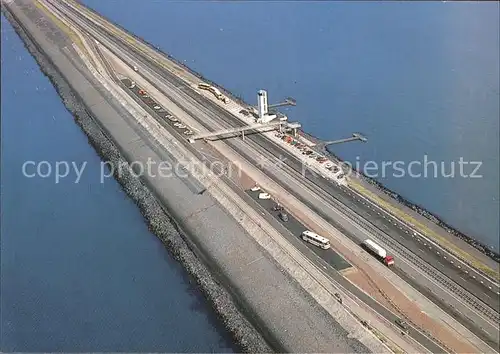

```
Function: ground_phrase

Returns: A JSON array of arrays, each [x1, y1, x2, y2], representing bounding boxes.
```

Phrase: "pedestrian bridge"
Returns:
[[188, 121, 301, 143]]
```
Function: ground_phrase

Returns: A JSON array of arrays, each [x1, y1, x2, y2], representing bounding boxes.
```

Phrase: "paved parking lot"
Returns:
[[246, 188, 351, 271], [122, 78, 196, 138]]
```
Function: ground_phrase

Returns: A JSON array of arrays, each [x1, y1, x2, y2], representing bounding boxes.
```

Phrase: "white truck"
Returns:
[[362, 239, 395, 266]]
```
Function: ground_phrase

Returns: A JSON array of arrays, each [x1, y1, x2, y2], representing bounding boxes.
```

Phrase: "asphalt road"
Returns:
[[47, 1, 498, 349], [55, 0, 499, 304], [120, 75, 445, 354], [245, 189, 352, 271], [116, 56, 498, 342]]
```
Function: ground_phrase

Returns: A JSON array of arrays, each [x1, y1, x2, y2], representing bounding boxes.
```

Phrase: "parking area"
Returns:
[[246, 187, 351, 271], [273, 132, 347, 185], [122, 78, 196, 138], [123, 76, 350, 271]]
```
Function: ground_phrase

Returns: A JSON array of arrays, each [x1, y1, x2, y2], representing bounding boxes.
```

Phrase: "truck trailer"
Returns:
[[362, 239, 394, 266]]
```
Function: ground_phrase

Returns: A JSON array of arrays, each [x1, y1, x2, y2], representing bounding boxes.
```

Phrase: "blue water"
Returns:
[[1, 15, 235, 352], [81, 0, 499, 250]]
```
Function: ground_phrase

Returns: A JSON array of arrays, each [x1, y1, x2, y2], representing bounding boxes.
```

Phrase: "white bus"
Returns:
[[198, 83, 228, 103], [198, 82, 211, 90], [301, 230, 331, 250]]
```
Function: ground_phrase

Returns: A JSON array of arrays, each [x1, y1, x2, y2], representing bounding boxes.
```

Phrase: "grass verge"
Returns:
[[34, 0, 99, 70], [34, 0, 82, 49]]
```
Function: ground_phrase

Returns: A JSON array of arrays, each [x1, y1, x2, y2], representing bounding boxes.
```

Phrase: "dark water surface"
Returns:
[[1, 15, 236, 352], [81, 0, 499, 250]]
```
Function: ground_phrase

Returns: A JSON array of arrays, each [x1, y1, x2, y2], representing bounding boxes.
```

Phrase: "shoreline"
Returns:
[[2, 7, 271, 352], [78, 0, 499, 267]]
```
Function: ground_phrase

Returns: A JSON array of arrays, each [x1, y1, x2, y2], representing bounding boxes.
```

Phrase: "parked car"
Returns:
[[278, 212, 289, 222], [153, 105, 161, 110], [273, 203, 284, 211], [183, 130, 194, 136], [395, 319, 409, 334], [250, 185, 261, 192], [259, 192, 271, 200]]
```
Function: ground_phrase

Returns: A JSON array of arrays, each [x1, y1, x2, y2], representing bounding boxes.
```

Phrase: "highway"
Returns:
[[67, 0, 499, 301], [118, 71, 445, 354], [56, 0, 500, 299], [36, 0, 499, 351]]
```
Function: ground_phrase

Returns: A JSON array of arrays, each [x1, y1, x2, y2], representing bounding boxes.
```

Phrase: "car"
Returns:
[[177, 124, 187, 129], [129, 82, 136, 89], [133, 65, 139, 71], [305, 151, 313, 155], [332, 166, 339, 173], [325, 162, 333, 169], [273, 203, 284, 211], [183, 130, 194, 136], [169, 117, 179, 122], [334, 293, 343, 304], [173, 122, 182, 127], [337, 173, 345, 179], [278, 212, 289, 222], [250, 185, 261, 192], [153, 105, 161, 110], [258, 192, 271, 200], [395, 319, 409, 334]]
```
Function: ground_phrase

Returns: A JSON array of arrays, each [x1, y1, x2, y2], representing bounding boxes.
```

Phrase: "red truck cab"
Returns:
[[384, 256, 395, 266]]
